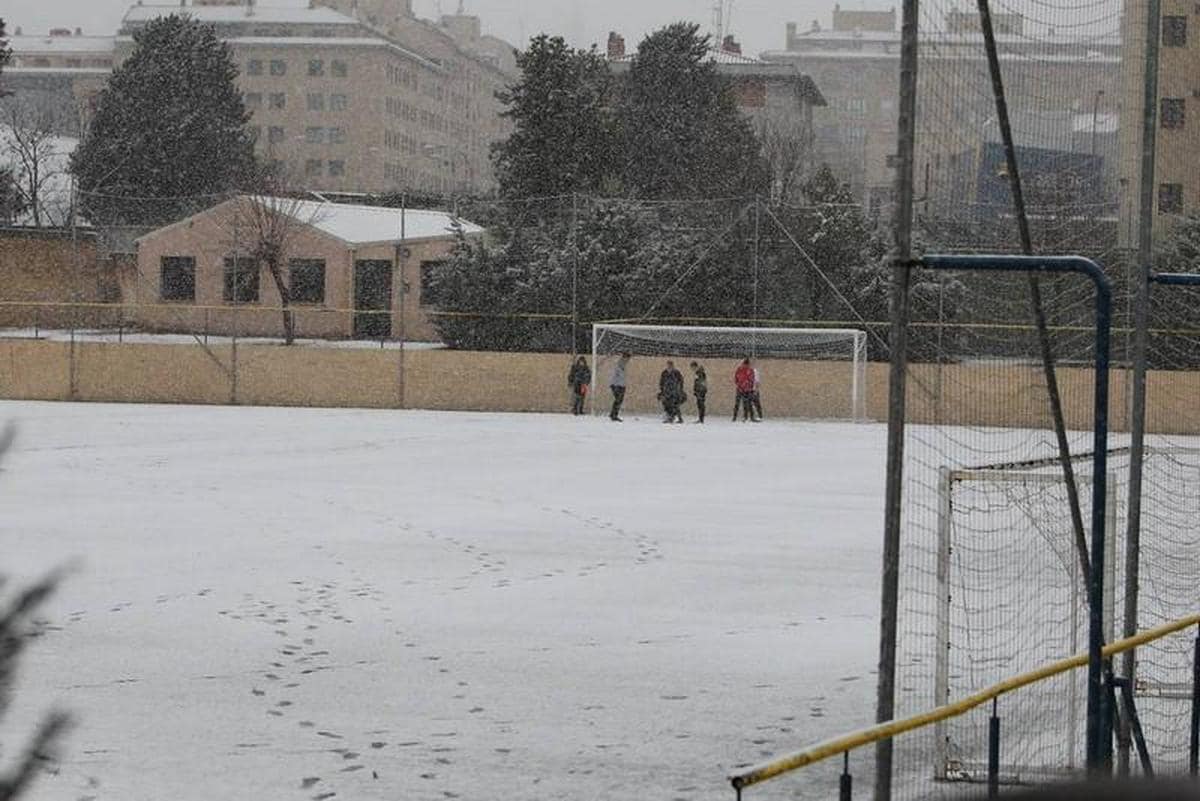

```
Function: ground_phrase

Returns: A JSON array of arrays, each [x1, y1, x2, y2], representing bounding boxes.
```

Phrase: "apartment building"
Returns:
[[764, 6, 1121, 215], [1, 28, 113, 136], [2, 0, 516, 197], [1119, 0, 1200, 243]]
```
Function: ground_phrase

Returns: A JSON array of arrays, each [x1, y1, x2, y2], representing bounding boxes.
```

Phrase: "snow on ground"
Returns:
[[0, 402, 886, 801], [0, 329, 447, 349]]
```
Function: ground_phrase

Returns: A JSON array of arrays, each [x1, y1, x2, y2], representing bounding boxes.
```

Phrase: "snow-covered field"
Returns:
[[1, 402, 885, 801]]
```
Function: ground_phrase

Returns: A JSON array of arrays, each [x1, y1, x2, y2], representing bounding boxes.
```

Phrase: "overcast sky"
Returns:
[[1, 0, 833, 57]]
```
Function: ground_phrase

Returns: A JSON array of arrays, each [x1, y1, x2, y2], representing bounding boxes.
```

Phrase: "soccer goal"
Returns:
[[589, 324, 868, 421]]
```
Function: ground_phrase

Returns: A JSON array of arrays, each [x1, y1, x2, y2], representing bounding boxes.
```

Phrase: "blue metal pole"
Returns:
[[920, 254, 1112, 774]]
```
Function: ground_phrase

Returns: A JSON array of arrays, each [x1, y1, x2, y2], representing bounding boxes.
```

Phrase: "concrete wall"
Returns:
[[3, 339, 1200, 434], [0, 228, 118, 327]]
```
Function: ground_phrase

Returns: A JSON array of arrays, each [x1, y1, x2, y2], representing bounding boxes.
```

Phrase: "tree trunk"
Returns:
[[266, 261, 294, 345]]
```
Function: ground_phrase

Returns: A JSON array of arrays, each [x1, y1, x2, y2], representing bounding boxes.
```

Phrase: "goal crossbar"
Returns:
[[590, 323, 868, 421]]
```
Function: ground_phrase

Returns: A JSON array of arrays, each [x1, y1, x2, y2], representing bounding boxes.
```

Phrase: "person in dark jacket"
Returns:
[[690, 361, 708, 423], [659, 360, 686, 423], [567, 356, 591, 415]]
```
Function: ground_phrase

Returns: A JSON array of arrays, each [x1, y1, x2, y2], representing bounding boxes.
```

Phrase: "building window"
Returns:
[[305, 126, 325, 144], [160, 257, 195, 302], [331, 60, 348, 78], [269, 93, 287, 110], [289, 259, 325, 304], [223, 257, 259, 303], [307, 93, 325, 111], [1160, 183, 1184, 214], [328, 127, 347, 145], [419, 260, 447, 307], [245, 92, 263, 110], [328, 160, 345, 177], [1162, 98, 1186, 129], [330, 93, 348, 111], [1164, 16, 1188, 47], [270, 60, 287, 76], [268, 126, 285, 144], [305, 158, 323, 177], [247, 59, 263, 76], [308, 59, 325, 76]]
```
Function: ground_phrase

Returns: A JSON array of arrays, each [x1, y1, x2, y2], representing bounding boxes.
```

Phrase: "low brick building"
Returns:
[[130, 196, 482, 341]]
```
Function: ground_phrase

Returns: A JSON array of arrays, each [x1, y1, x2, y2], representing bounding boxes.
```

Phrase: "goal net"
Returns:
[[892, 445, 1200, 792], [589, 324, 868, 421]]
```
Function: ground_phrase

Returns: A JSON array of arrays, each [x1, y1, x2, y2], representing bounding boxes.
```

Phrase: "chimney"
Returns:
[[722, 34, 742, 54], [607, 31, 625, 59]]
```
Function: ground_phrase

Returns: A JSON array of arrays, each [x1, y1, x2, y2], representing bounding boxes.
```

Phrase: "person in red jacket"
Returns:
[[733, 358, 757, 422]]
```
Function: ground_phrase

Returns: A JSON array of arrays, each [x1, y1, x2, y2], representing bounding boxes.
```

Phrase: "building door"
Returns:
[[353, 260, 393, 338]]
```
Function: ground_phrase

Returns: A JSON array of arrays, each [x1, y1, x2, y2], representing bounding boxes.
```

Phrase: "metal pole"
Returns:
[[571, 192, 579, 357], [875, 0, 919, 795], [1123, 0, 1161, 776], [398, 194, 407, 409], [839, 751, 853, 801], [988, 698, 1000, 798]]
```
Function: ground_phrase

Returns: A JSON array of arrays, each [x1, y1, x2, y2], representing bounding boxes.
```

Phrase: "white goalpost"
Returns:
[[589, 323, 868, 421]]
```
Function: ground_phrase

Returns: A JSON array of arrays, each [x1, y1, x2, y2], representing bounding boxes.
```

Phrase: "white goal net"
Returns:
[[590, 324, 868, 421]]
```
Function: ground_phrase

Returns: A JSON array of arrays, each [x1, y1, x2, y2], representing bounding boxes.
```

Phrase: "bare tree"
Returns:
[[0, 426, 71, 801], [756, 109, 814, 206], [1, 100, 73, 227], [229, 179, 326, 345]]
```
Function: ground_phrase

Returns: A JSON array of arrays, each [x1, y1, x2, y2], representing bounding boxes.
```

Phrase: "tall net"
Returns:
[[887, 0, 1200, 789], [591, 324, 867, 421]]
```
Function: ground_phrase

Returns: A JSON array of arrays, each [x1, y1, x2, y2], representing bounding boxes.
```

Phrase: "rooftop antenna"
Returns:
[[712, 1, 735, 47]]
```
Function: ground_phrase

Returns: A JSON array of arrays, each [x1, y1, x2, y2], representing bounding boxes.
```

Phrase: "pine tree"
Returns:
[[616, 23, 768, 200], [71, 15, 257, 225], [493, 35, 616, 200]]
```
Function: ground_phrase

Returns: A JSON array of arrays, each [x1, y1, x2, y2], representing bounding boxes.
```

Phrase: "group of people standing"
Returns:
[[566, 354, 762, 423]]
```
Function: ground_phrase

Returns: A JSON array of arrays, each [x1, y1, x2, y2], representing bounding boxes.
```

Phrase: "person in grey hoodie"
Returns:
[[609, 352, 631, 421]]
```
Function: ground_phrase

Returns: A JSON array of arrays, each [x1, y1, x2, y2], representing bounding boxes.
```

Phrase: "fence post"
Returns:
[[988, 697, 1000, 798], [839, 751, 852, 801]]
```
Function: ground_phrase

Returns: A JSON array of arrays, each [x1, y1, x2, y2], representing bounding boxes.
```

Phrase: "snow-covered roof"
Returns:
[[122, 4, 358, 27], [278, 199, 483, 244], [8, 35, 117, 54], [609, 46, 764, 65]]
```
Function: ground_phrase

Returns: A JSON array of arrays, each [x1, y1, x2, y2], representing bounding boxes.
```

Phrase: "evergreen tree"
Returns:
[[795, 166, 874, 319], [616, 23, 768, 199], [71, 15, 257, 225], [493, 35, 615, 199]]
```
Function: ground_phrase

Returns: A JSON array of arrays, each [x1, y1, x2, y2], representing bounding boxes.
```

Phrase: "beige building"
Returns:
[[131, 196, 482, 341], [117, 2, 514, 196], [764, 7, 1121, 214], [1, 29, 113, 136], [1119, 0, 1200, 244], [3, 0, 516, 197]]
